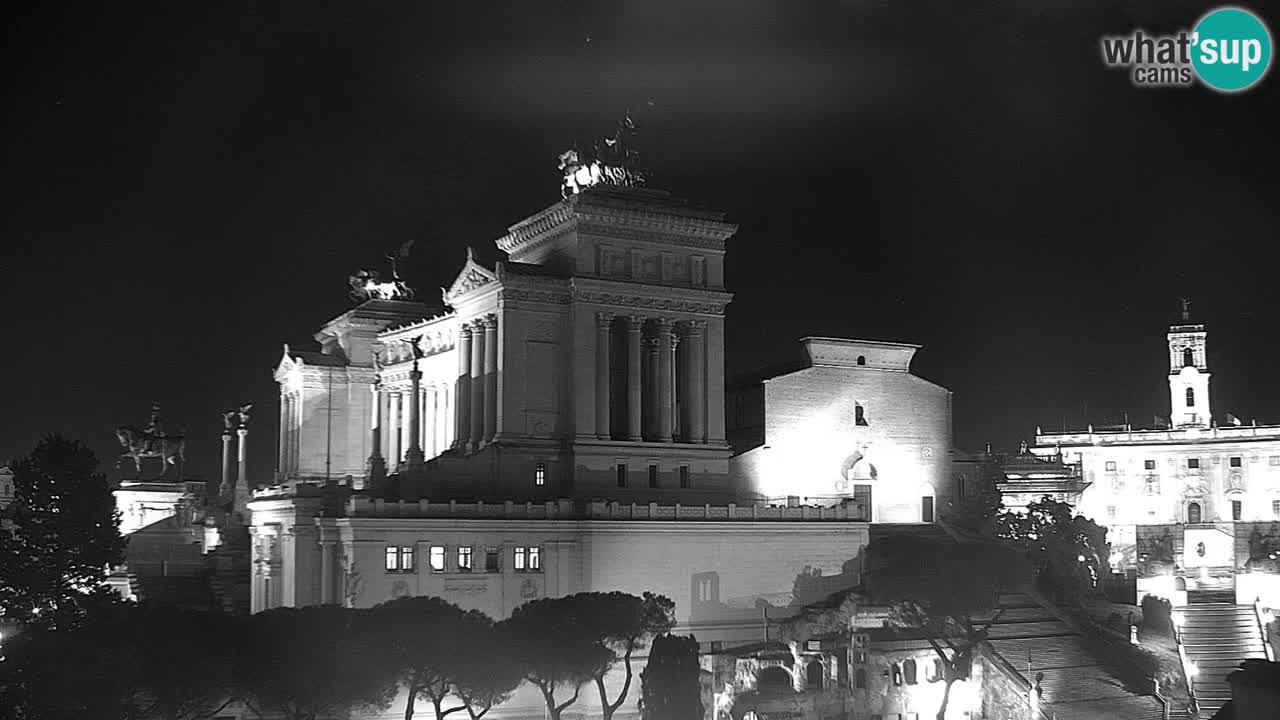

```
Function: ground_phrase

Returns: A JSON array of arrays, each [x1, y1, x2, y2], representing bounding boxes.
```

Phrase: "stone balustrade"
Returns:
[[342, 497, 870, 522]]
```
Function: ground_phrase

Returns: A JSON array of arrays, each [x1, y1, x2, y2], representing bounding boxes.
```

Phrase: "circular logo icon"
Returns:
[[1192, 7, 1273, 92]]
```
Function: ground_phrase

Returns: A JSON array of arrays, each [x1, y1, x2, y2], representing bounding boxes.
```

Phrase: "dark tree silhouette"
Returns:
[[235, 606, 396, 720], [866, 535, 1015, 720], [0, 435, 126, 628], [128, 607, 241, 720], [366, 596, 495, 720], [995, 496, 1110, 603], [574, 592, 676, 720], [453, 620, 522, 720], [506, 595, 612, 720], [639, 634, 703, 720]]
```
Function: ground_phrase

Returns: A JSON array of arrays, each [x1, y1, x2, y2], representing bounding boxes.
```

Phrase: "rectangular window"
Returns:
[[457, 546, 473, 572], [485, 548, 499, 572], [430, 546, 446, 573], [399, 546, 415, 573], [529, 546, 541, 572], [1144, 459, 1156, 470], [385, 546, 399, 572], [1107, 505, 1116, 518], [617, 463, 628, 487], [1273, 500, 1280, 517], [648, 464, 659, 488], [1188, 458, 1200, 469], [1270, 456, 1280, 466], [1105, 461, 1117, 472], [535, 462, 546, 486], [1232, 500, 1242, 521], [1230, 456, 1243, 468], [680, 466, 690, 489], [514, 546, 526, 571]]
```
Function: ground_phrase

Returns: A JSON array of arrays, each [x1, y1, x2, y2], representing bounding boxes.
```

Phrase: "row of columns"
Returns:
[[595, 314, 708, 444], [369, 383, 454, 471], [454, 314, 499, 452]]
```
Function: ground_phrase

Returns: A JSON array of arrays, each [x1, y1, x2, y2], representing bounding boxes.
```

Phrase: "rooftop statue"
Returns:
[[116, 402, 186, 477], [559, 112, 646, 198], [349, 240, 417, 302], [223, 403, 253, 431]]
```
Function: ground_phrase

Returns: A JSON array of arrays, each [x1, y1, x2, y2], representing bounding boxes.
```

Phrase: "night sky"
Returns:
[[5, 1, 1279, 484]]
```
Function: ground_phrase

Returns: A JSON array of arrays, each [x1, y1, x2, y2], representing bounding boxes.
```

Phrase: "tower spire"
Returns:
[[1180, 297, 1191, 322]]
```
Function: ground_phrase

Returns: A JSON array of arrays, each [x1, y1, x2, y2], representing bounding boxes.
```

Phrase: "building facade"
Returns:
[[1030, 310, 1280, 582]]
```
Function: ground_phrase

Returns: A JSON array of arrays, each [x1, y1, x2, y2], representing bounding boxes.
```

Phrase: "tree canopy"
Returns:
[[505, 594, 613, 720], [639, 634, 703, 720], [995, 495, 1110, 603], [0, 435, 126, 629]]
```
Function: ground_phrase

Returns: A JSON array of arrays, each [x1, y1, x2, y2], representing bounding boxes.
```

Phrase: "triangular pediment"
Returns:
[[273, 344, 299, 382], [444, 248, 498, 304]]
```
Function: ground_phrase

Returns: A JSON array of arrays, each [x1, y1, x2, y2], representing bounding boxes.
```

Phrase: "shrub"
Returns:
[[1141, 595, 1172, 635]]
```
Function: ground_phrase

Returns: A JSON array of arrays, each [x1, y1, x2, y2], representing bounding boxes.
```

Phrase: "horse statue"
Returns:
[[115, 425, 186, 476], [349, 240, 417, 302]]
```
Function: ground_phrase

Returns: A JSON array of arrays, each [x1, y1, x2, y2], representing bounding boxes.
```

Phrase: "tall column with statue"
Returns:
[[404, 336, 426, 472], [454, 325, 473, 451], [234, 405, 251, 517]]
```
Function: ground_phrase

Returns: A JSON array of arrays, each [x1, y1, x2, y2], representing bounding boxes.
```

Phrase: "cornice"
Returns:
[[577, 222, 729, 252], [498, 287, 573, 306], [495, 202, 577, 254], [569, 277, 733, 316]]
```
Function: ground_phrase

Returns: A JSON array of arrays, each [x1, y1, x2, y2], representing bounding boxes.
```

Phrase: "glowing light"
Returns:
[[1263, 610, 1275, 625], [1171, 611, 1186, 627], [1186, 662, 1199, 678], [1077, 554, 1086, 562]]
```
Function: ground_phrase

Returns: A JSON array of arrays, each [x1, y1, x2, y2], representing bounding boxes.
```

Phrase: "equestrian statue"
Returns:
[[115, 402, 186, 477]]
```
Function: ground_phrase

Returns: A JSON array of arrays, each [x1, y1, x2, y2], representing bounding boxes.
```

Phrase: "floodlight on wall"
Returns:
[[1171, 611, 1186, 628]]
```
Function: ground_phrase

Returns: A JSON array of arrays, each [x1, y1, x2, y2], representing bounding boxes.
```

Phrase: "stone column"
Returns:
[[363, 384, 385, 490], [221, 430, 234, 503], [626, 315, 644, 441], [469, 320, 486, 450], [454, 325, 473, 450], [320, 541, 335, 605], [483, 314, 499, 444], [424, 386, 437, 458], [595, 312, 614, 439], [235, 426, 249, 514], [405, 361, 425, 471], [388, 392, 402, 471], [276, 397, 287, 477], [646, 337, 660, 440], [657, 318, 676, 443], [686, 320, 708, 443], [288, 394, 300, 476]]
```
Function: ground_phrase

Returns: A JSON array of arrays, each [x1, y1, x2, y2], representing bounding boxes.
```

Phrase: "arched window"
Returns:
[[1187, 502, 1202, 524], [855, 404, 868, 426], [903, 658, 918, 685], [757, 666, 793, 694], [856, 355, 866, 366], [855, 668, 867, 689], [891, 662, 902, 686], [806, 661, 824, 689], [933, 658, 945, 682], [1183, 348, 1194, 367], [1186, 388, 1195, 407]]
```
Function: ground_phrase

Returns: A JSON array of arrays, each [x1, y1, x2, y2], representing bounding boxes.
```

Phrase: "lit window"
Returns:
[[485, 547, 499, 572], [1105, 461, 1117, 472], [535, 462, 546, 486], [1186, 388, 1195, 407], [457, 546, 473, 572], [385, 546, 399, 572], [514, 547, 526, 571], [891, 663, 902, 686], [648, 464, 659, 488], [399, 546, 415, 573], [1144, 459, 1156, 470], [616, 463, 627, 488], [679, 466, 690, 489], [429, 546, 446, 572], [1188, 458, 1200, 469], [528, 546, 541, 572], [1230, 456, 1242, 468]]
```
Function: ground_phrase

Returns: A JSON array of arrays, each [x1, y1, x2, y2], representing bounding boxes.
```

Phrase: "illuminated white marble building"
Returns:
[[1031, 309, 1280, 574]]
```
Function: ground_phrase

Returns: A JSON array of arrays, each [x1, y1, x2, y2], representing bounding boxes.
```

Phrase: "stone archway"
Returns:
[[756, 666, 794, 694], [1187, 502, 1202, 524]]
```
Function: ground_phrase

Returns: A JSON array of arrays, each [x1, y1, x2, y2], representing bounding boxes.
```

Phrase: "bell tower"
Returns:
[[1168, 299, 1211, 428]]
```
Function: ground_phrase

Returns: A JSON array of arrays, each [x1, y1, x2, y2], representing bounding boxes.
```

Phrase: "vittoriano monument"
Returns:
[[558, 111, 646, 198], [115, 402, 186, 477], [348, 239, 417, 302]]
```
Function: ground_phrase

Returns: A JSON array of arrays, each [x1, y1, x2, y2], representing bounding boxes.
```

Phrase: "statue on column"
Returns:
[[115, 402, 186, 477]]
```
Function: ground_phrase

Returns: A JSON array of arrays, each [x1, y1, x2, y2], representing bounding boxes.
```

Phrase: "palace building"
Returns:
[[1028, 307, 1280, 601], [249, 179, 962, 718]]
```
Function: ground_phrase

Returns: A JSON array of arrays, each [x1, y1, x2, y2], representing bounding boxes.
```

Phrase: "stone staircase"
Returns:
[[1179, 602, 1267, 716], [984, 592, 1165, 720]]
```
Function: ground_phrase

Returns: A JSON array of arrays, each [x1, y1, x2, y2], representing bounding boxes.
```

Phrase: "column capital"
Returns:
[[482, 313, 499, 329], [655, 317, 677, 333], [459, 323, 474, 338], [596, 311, 616, 326], [686, 319, 708, 335], [625, 314, 647, 332], [237, 427, 248, 438]]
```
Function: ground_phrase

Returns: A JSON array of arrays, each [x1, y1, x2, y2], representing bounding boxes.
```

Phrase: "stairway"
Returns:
[[1179, 603, 1267, 716]]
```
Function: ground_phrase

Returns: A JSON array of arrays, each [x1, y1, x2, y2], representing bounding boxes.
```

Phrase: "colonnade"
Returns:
[[451, 313, 499, 452], [278, 391, 302, 476], [596, 313, 709, 444], [374, 382, 455, 470]]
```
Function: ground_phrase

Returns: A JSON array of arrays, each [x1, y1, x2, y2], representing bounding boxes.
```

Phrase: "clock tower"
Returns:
[[1168, 299, 1211, 428]]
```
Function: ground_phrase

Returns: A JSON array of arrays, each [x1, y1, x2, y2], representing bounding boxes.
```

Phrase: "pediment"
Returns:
[[444, 248, 498, 304], [273, 344, 299, 382]]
